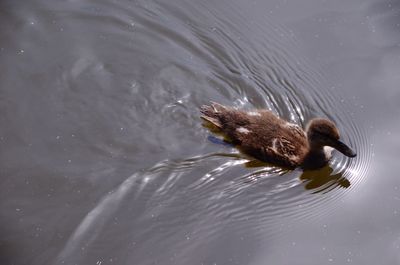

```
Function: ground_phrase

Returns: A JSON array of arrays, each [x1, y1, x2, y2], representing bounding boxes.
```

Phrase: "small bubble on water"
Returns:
[[131, 81, 139, 93]]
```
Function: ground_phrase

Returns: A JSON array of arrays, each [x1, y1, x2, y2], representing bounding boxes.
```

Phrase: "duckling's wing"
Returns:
[[272, 139, 301, 168], [271, 137, 300, 161], [239, 136, 301, 168]]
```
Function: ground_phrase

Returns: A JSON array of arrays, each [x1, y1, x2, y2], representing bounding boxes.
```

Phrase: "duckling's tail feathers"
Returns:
[[200, 102, 226, 128]]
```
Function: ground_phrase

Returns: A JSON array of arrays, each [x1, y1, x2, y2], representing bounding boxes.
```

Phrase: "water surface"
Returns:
[[0, 0, 398, 264]]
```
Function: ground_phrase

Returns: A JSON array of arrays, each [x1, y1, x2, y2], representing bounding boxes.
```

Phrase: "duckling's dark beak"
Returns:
[[333, 140, 357, 158]]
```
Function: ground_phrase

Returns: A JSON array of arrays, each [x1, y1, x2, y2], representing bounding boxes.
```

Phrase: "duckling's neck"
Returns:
[[302, 145, 330, 169]]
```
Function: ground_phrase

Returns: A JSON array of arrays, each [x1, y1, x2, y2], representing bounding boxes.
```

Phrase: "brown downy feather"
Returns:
[[200, 102, 227, 128]]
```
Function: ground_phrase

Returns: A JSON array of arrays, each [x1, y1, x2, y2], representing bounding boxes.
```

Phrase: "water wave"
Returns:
[[54, 0, 372, 263]]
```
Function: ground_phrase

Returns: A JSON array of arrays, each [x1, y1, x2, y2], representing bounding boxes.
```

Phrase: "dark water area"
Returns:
[[0, 0, 399, 264]]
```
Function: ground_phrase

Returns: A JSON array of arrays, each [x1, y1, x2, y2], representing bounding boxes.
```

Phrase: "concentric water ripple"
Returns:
[[51, 0, 372, 263]]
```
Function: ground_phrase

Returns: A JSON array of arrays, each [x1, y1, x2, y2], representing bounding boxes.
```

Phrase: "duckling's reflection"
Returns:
[[244, 160, 351, 193], [299, 165, 350, 193]]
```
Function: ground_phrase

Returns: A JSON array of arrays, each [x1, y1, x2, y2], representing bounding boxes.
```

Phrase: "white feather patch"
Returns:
[[271, 138, 278, 153], [248, 111, 261, 117], [236, 127, 251, 134], [324, 146, 334, 159]]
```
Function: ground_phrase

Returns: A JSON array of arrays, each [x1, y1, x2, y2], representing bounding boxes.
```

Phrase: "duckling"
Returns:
[[200, 102, 356, 169]]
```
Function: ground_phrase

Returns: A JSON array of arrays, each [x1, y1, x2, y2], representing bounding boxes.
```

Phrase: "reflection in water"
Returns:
[[243, 159, 351, 193], [300, 165, 351, 193]]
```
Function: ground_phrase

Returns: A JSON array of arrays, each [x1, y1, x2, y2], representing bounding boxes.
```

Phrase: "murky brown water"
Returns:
[[0, 0, 399, 264]]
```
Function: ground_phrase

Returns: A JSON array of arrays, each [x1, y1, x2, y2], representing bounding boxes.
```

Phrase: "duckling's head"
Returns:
[[306, 118, 356, 158]]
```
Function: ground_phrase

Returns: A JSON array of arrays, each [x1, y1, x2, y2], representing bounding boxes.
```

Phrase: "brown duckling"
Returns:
[[200, 102, 356, 169]]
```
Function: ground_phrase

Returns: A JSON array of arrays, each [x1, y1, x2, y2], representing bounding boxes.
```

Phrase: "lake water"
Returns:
[[1, 0, 399, 264]]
